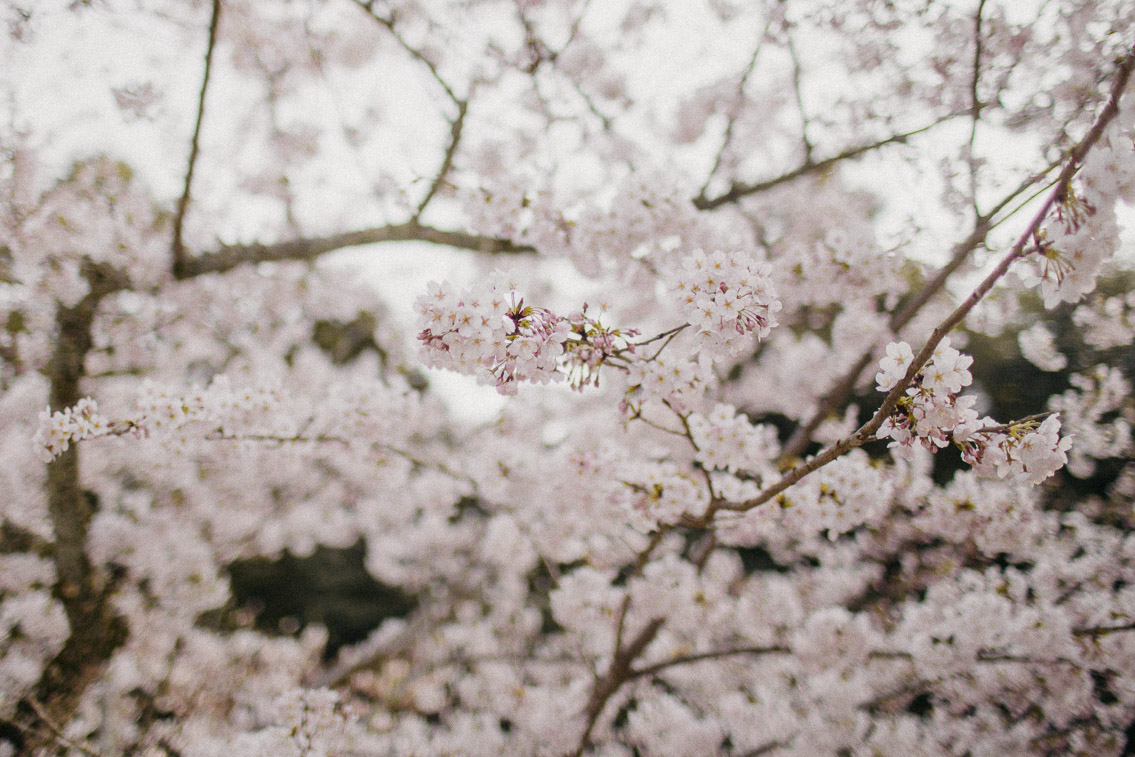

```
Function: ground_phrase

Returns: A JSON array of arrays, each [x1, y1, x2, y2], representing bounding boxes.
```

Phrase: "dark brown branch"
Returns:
[[174, 221, 534, 279], [171, 0, 222, 279], [872, 42, 1135, 423], [568, 529, 668, 756], [779, 216, 993, 460], [1074, 621, 1135, 638], [13, 698, 108, 757], [26, 261, 131, 750], [0, 520, 52, 556], [573, 617, 665, 757], [693, 115, 959, 210], [742, 741, 786, 757]]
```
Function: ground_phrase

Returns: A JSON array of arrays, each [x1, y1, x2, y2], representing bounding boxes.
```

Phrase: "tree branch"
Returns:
[[699, 26, 770, 199], [572, 617, 665, 757], [350, 0, 462, 106], [693, 114, 959, 210], [778, 137, 1095, 461], [967, 0, 988, 220], [26, 261, 131, 750], [712, 42, 1135, 519], [785, 27, 814, 165], [627, 644, 791, 681], [173, 221, 535, 279], [171, 0, 222, 279], [414, 98, 468, 220]]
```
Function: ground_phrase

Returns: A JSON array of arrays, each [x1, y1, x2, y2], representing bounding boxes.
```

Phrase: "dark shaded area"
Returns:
[[312, 312, 386, 367], [527, 560, 565, 635], [224, 540, 416, 659], [0, 722, 23, 755], [737, 544, 790, 574], [906, 692, 933, 717]]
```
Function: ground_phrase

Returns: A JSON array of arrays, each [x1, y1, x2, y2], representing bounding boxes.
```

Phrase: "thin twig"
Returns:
[[351, 0, 461, 106], [203, 430, 476, 489], [20, 698, 109, 757], [785, 28, 814, 164], [967, 0, 987, 220], [414, 98, 468, 220], [1074, 621, 1135, 638], [627, 644, 791, 680], [694, 114, 961, 210], [699, 26, 770, 198]]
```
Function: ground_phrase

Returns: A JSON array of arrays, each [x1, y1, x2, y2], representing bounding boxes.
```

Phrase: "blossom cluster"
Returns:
[[622, 461, 707, 530], [668, 250, 781, 357], [415, 275, 571, 395], [561, 305, 640, 390], [876, 340, 1073, 485], [0, 556, 69, 719], [462, 170, 699, 280], [1033, 99, 1134, 307], [11, 2, 1135, 756], [1047, 366, 1132, 479], [32, 397, 115, 462], [1018, 322, 1068, 372], [876, 339, 976, 450], [1072, 289, 1135, 349], [622, 354, 714, 416], [965, 413, 1075, 486], [687, 402, 779, 475]]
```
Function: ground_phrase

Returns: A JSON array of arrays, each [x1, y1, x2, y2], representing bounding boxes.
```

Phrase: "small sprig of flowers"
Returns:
[[958, 413, 1073, 486], [415, 275, 571, 395], [876, 340, 1071, 484], [32, 398, 141, 462], [1031, 140, 1129, 308], [416, 277, 687, 395], [33, 380, 286, 462]]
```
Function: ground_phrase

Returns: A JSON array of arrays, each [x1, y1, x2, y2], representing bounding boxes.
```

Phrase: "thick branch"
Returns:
[[174, 221, 534, 279], [171, 0, 222, 279], [27, 262, 131, 747]]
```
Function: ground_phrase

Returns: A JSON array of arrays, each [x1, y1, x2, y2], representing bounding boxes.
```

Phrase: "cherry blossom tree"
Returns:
[[3, 0, 1135, 754]]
